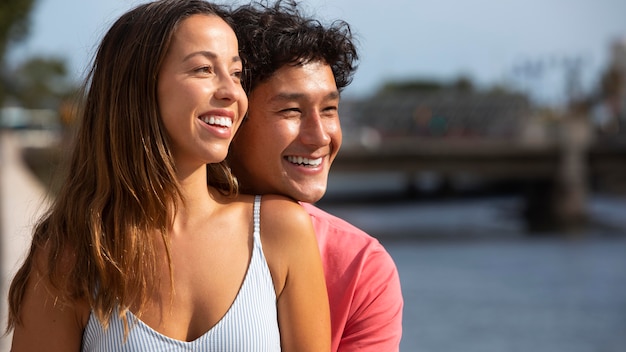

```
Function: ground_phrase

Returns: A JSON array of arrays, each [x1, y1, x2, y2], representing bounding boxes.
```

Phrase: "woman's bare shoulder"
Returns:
[[255, 195, 317, 264], [259, 195, 312, 233]]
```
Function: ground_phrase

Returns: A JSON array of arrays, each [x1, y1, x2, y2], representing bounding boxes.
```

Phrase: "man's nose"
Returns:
[[301, 111, 331, 146]]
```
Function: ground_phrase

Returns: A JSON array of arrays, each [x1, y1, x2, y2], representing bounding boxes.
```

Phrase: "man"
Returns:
[[228, 1, 403, 351]]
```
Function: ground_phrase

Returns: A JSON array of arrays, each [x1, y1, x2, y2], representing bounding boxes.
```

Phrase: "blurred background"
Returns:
[[1, 0, 626, 351]]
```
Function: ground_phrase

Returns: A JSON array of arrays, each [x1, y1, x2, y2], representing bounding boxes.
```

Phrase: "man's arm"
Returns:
[[338, 249, 403, 352]]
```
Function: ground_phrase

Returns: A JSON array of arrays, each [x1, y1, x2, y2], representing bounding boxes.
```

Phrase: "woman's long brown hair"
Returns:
[[7, 0, 238, 332]]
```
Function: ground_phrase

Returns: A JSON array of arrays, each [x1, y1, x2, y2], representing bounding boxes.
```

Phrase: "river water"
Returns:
[[318, 172, 626, 352]]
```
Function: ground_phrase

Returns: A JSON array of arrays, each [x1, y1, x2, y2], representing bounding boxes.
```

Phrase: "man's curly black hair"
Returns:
[[230, 0, 358, 94]]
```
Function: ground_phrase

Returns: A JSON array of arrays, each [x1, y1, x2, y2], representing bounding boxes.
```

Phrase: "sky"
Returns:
[[7, 0, 626, 107]]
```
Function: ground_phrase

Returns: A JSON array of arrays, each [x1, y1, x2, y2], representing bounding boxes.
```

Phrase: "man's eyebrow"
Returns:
[[268, 90, 340, 103], [326, 90, 340, 100], [183, 50, 241, 63], [268, 92, 304, 103]]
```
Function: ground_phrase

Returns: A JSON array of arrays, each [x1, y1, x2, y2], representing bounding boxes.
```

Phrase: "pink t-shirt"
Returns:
[[301, 203, 403, 352]]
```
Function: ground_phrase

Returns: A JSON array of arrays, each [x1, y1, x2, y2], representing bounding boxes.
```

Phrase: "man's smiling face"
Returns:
[[228, 61, 341, 203]]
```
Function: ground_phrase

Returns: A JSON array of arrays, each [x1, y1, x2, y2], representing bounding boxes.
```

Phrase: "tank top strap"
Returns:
[[253, 195, 262, 243]]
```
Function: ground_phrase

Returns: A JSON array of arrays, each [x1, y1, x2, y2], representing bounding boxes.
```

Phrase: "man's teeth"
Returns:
[[286, 156, 322, 167], [201, 116, 232, 128]]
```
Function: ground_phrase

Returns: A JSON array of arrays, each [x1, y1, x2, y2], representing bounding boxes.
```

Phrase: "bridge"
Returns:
[[331, 121, 626, 233]]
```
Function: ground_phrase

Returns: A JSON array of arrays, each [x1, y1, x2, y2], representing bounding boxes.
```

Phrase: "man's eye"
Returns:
[[279, 108, 301, 117]]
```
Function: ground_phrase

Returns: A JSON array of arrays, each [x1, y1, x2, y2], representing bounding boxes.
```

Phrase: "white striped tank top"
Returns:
[[81, 195, 281, 351]]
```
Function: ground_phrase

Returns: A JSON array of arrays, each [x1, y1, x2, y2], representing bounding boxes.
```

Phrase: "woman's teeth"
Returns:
[[201, 116, 232, 128], [286, 156, 322, 167]]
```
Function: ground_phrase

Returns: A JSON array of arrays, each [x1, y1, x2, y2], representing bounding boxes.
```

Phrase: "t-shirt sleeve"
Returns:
[[337, 247, 403, 352]]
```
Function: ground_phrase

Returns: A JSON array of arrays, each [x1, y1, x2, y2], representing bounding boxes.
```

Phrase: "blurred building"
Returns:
[[610, 36, 626, 130], [342, 89, 531, 144], [611, 36, 626, 74], [591, 35, 626, 135]]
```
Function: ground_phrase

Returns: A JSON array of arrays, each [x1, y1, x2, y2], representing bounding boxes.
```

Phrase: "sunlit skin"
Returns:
[[229, 61, 341, 203], [158, 14, 247, 179]]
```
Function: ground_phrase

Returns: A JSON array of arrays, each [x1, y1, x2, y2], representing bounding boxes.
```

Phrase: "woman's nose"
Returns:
[[215, 75, 241, 102]]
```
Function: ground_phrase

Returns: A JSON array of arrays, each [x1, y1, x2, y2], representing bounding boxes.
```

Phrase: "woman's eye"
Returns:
[[195, 66, 213, 74], [232, 70, 243, 81]]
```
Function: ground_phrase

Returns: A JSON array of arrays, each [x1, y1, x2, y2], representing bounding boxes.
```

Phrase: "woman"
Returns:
[[6, 1, 330, 351]]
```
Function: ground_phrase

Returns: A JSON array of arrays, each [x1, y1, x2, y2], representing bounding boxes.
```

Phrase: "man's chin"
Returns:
[[290, 187, 326, 204]]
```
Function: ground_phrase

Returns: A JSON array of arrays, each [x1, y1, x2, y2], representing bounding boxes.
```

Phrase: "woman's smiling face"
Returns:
[[158, 14, 247, 173]]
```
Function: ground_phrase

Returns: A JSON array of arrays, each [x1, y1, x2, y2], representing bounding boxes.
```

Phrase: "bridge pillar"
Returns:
[[524, 114, 592, 233]]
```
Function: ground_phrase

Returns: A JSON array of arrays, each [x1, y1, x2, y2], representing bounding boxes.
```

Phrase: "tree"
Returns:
[[0, 0, 38, 64], [376, 79, 444, 96], [0, 0, 39, 105], [12, 56, 76, 109], [375, 75, 477, 96]]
